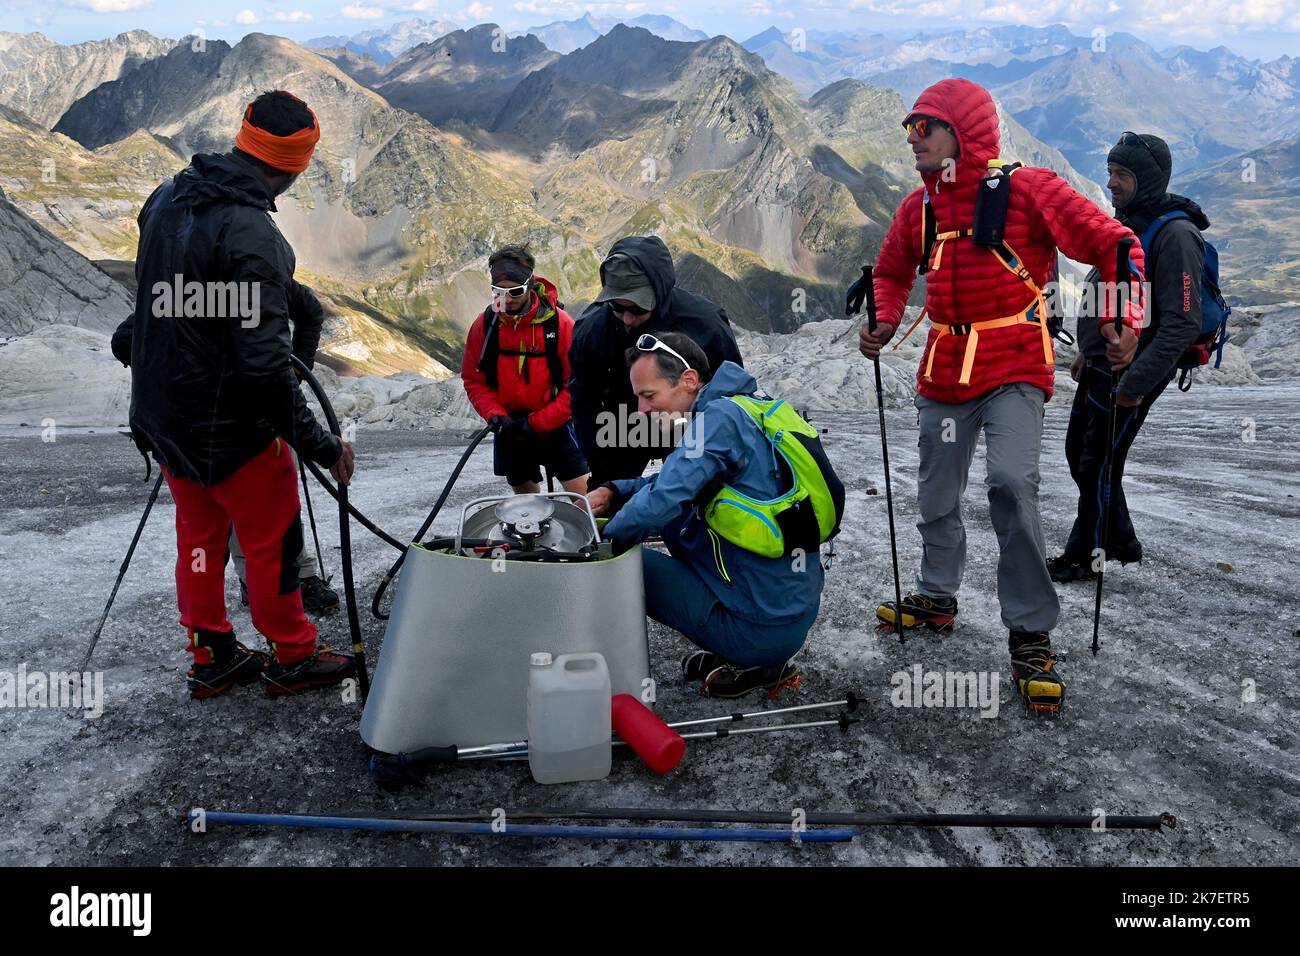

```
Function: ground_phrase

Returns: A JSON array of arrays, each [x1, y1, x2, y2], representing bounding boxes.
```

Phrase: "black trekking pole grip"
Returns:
[[1115, 237, 1134, 333], [291, 355, 369, 704], [862, 265, 878, 332]]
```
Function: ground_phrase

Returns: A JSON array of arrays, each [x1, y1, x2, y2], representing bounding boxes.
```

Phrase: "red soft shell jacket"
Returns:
[[873, 78, 1146, 404], [461, 276, 575, 434]]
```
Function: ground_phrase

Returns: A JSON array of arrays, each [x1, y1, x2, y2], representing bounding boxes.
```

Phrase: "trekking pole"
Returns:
[[370, 695, 865, 781], [658, 692, 864, 730], [460, 693, 865, 754], [862, 265, 905, 644], [299, 456, 329, 583], [396, 806, 1176, 832], [370, 712, 863, 787], [477, 714, 860, 761], [1092, 238, 1134, 656], [187, 810, 855, 844], [80, 471, 164, 670]]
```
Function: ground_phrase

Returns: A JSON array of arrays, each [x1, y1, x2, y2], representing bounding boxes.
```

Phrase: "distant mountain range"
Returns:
[[304, 13, 708, 63], [517, 13, 709, 54], [744, 23, 1300, 178], [304, 17, 459, 64], [0, 30, 176, 127], [0, 18, 1294, 388]]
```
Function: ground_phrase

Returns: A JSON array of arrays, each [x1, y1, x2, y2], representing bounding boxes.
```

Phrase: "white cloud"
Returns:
[[271, 9, 314, 20], [61, 0, 152, 11], [341, 3, 386, 18], [454, 1, 493, 18], [235, 9, 259, 23]]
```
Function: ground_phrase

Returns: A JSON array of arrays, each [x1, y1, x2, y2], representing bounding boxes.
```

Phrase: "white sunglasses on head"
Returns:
[[636, 333, 692, 372]]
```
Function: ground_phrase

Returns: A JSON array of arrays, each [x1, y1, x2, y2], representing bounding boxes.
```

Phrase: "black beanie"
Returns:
[[1107, 133, 1172, 212]]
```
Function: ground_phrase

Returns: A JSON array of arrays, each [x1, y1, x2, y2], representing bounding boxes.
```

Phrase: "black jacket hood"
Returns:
[[172, 152, 278, 212], [602, 235, 676, 316]]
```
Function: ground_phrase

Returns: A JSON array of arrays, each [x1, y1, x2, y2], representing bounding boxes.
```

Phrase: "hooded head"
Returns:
[[904, 78, 1000, 188], [1107, 132, 1173, 213], [597, 236, 678, 329]]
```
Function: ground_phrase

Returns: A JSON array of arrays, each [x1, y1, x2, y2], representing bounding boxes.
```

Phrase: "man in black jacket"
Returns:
[[114, 90, 356, 697], [569, 236, 743, 487], [1049, 132, 1207, 582], [113, 275, 340, 616]]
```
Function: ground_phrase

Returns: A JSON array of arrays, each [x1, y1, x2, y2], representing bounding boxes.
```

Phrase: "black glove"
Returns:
[[845, 266, 870, 317], [488, 415, 512, 434], [506, 414, 535, 442]]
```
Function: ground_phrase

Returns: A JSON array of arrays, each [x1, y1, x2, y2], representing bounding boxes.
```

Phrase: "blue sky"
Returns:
[[4, 1, 1298, 60]]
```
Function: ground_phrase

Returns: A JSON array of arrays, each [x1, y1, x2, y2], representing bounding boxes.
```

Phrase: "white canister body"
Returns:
[[527, 652, 612, 784]]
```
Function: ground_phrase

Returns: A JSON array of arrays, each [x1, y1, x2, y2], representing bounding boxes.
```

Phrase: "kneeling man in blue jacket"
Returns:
[[587, 331, 823, 699]]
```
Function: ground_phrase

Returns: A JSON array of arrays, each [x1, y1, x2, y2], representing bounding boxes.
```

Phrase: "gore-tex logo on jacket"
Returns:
[[1183, 272, 1193, 312]]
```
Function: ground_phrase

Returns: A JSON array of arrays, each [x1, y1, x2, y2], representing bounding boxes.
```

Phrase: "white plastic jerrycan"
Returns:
[[527, 652, 612, 785]]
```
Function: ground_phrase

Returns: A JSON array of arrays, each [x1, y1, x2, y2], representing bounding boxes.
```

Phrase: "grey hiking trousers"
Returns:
[[914, 382, 1060, 635]]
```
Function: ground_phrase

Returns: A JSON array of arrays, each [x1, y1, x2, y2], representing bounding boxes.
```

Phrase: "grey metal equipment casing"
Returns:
[[360, 543, 651, 753]]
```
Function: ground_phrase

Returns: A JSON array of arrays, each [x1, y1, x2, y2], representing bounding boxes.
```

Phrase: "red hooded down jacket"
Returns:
[[873, 78, 1145, 404], [461, 275, 575, 434]]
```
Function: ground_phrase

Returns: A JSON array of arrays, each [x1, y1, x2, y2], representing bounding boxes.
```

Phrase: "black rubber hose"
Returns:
[[291, 356, 369, 704], [301, 459, 407, 553], [371, 424, 493, 620]]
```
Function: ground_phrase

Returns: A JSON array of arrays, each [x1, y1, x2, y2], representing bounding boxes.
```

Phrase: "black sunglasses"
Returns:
[[1117, 131, 1161, 167], [608, 300, 650, 317]]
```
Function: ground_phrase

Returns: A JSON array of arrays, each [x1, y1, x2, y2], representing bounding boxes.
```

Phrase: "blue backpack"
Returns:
[[1138, 211, 1231, 392]]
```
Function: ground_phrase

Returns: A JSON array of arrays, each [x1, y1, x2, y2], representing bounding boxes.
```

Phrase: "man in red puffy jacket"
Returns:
[[857, 78, 1145, 713], [462, 243, 590, 494]]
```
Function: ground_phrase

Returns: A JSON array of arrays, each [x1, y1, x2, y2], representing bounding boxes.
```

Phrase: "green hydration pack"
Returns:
[[697, 396, 846, 559]]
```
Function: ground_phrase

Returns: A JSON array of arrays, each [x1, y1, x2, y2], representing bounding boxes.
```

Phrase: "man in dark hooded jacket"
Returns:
[[1048, 132, 1208, 582], [568, 236, 743, 487], [114, 90, 356, 700], [112, 268, 341, 617]]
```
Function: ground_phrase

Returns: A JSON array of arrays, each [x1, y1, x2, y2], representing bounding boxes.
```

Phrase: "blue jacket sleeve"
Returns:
[[603, 407, 744, 545]]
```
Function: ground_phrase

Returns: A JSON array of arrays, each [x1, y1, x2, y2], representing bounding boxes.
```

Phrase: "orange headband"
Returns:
[[234, 94, 320, 174]]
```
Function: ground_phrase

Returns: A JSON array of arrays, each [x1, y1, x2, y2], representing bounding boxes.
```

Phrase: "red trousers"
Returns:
[[163, 439, 317, 665]]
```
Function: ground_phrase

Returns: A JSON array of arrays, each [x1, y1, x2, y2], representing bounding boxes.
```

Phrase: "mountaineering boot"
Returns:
[[1009, 630, 1065, 716], [876, 593, 957, 633], [242, 576, 339, 615], [1047, 553, 1095, 583], [261, 647, 357, 697], [299, 575, 340, 615], [1109, 540, 1143, 566], [1049, 542, 1141, 583], [681, 650, 724, 681], [699, 660, 802, 699], [187, 630, 271, 699]]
